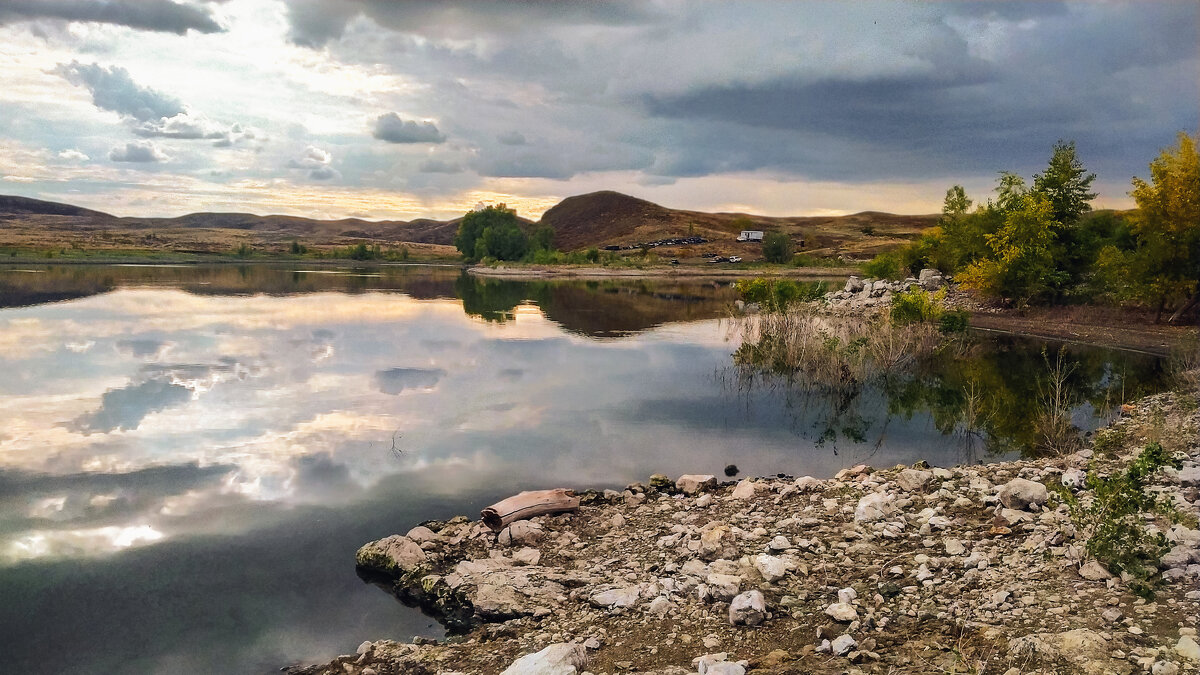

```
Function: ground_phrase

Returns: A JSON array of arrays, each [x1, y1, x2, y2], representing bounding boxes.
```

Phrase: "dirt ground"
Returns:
[[967, 305, 1196, 356]]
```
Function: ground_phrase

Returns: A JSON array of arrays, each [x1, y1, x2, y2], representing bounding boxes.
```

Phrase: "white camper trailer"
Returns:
[[736, 230, 764, 242]]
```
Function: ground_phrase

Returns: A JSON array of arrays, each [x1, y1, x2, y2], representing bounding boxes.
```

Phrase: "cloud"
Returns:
[[72, 379, 192, 433], [0, 0, 222, 35], [132, 112, 227, 140], [108, 141, 168, 163], [286, 145, 339, 180], [374, 367, 445, 395], [418, 158, 463, 174], [56, 61, 185, 123], [372, 113, 445, 144], [496, 131, 526, 146], [58, 150, 89, 162]]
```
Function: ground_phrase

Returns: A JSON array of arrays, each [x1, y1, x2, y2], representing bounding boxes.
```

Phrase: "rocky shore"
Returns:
[[288, 391, 1200, 675]]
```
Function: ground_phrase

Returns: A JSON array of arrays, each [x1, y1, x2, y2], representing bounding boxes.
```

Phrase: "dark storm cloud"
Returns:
[[372, 113, 445, 144], [496, 131, 526, 146], [418, 158, 463, 174], [56, 61, 184, 122], [284, 0, 655, 47], [108, 141, 168, 163], [373, 367, 446, 394], [0, 0, 222, 34], [289, 452, 356, 496]]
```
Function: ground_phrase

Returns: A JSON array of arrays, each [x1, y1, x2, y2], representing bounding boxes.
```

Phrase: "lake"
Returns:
[[0, 264, 1168, 674]]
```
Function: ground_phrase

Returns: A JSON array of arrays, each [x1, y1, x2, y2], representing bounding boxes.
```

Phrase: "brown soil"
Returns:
[[968, 305, 1196, 356]]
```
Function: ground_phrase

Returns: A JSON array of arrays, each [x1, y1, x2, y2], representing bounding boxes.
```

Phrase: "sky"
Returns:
[[0, 0, 1196, 221]]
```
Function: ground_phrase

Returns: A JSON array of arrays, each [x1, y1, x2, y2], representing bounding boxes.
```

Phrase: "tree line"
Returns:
[[864, 133, 1198, 323]]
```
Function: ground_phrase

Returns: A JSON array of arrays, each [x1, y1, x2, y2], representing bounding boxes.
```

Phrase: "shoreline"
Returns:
[[291, 390, 1200, 675], [466, 264, 859, 280]]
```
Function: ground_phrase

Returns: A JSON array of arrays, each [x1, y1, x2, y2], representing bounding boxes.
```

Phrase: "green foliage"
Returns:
[[289, 240, 307, 255], [585, 247, 600, 263], [234, 243, 252, 258], [761, 231, 793, 263], [455, 205, 528, 262], [1032, 140, 1098, 226], [530, 225, 555, 252], [735, 277, 827, 312], [347, 243, 381, 260], [959, 192, 1063, 302], [792, 253, 849, 268], [863, 251, 905, 280], [1049, 442, 1183, 598], [938, 310, 970, 334], [890, 288, 947, 325]]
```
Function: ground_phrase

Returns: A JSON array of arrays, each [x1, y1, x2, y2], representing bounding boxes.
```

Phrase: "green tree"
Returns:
[[761, 231, 792, 263], [960, 192, 1062, 302], [942, 185, 972, 218], [530, 225, 555, 252], [455, 205, 527, 261], [1032, 140, 1097, 226]]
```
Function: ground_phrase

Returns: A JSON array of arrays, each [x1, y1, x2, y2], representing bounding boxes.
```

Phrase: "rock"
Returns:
[[677, 474, 717, 495], [696, 493, 714, 508], [699, 526, 735, 561], [512, 547, 542, 566], [824, 602, 858, 622], [1178, 467, 1200, 487], [1061, 468, 1087, 490], [831, 634, 858, 656], [918, 268, 945, 290], [648, 596, 674, 617], [998, 478, 1049, 511], [1177, 635, 1200, 662], [854, 491, 895, 522], [499, 521, 545, 547], [995, 508, 1034, 526], [1152, 662, 1180, 675], [896, 469, 933, 492], [730, 479, 757, 500], [1008, 629, 1109, 671], [794, 476, 822, 492], [649, 473, 674, 491], [405, 526, 438, 543], [1101, 608, 1123, 624], [754, 554, 788, 582], [706, 573, 742, 601], [846, 276, 865, 293], [944, 539, 965, 556], [1078, 561, 1112, 581], [355, 535, 427, 574], [723, 464, 739, 477], [590, 586, 642, 609], [728, 590, 767, 626], [837, 587, 857, 604], [500, 643, 588, 674], [768, 535, 791, 551]]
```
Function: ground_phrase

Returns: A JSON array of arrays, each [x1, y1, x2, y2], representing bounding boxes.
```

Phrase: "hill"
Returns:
[[0, 192, 939, 259]]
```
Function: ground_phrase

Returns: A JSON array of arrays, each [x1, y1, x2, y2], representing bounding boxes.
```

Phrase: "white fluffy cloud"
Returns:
[[108, 140, 169, 163]]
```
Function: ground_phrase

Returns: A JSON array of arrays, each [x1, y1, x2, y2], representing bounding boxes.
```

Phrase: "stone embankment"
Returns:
[[822, 268, 950, 311], [290, 393, 1200, 675]]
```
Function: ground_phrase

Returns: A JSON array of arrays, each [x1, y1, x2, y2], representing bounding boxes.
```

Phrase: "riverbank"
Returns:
[[466, 264, 859, 280], [290, 389, 1200, 675]]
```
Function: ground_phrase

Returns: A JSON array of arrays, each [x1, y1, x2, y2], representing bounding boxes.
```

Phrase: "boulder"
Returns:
[[845, 276, 865, 293], [677, 474, 717, 495], [730, 479, 757, 500], [824, 602, 858, 622], [1061, 468, 1087, 490], [728, 590, 767, 626], [918, 268, 945, 290], [998, 478, 1049, 511], [896, 469, 933, 492], [1078, 561, 1112, 581], [590, 585, 642, 609], [706, 573, 742, 601], [355, 535, 427, 575], [500, 643, 588, 675], [754, 554, 788, 582], [854, 492, 895, 522], [832, 634, 858, 656]]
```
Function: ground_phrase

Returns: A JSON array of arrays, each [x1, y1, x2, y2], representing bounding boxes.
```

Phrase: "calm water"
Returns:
[[0, 265, 1167, 674]]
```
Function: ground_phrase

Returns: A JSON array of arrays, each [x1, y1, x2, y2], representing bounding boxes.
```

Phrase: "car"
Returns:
[[729, 256, 742, 263]]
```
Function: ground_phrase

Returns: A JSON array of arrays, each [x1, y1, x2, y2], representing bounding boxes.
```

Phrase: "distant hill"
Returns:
[[0, 192, 939, 256]]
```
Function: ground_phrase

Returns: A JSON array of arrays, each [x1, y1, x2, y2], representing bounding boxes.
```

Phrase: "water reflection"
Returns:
[[0, 264, 1167, 674]]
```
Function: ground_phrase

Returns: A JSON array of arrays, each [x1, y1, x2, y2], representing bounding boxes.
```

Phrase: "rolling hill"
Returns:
[[0, 191, 939, 258]]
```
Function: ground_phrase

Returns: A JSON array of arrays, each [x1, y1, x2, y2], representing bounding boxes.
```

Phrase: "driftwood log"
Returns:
[[481, 488, 580, 532]]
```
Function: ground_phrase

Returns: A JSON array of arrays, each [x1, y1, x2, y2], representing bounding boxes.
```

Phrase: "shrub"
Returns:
[[863, 251, 905, 280], [735, 277, 828, 313], [585, 247, 600, 263], [890, 288, 945, 325], [938, 310, 970, 334], [1050, 442, 1183, 598], [761, 232, 793, 263]]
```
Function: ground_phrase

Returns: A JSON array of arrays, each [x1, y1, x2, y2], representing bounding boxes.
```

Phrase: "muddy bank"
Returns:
[[289, 391, 1200, 675]]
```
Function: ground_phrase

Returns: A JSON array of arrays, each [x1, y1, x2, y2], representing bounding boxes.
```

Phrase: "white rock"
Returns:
[[1078, 561, 1112, 580], [768, 535, 791, 551], [854, 491, 895, 522], [944, 539, 965, 556], [696, 493, 714, 508], [648, 596, 674, 617], [500, 521, 545, 546], [728, 590, 767, 626], [998, 478, 1049, 511], [896, 469, 933, 492], [730, 479, 757, 500], [405, 526, 438, 542], [831, 634, 858, 656], [824, 602, 858, 622], [1177, 635, 1200, 662], [1061, 468, 1087, 490], [794, 476, 822, 492], [837, 587, 857, 604], [512, 547, 541, 566], [706, 573, 742, 601], [677, 474, 717, 495], [590, 586, 642, 609], [754, 554, 788, 582], [500, 643, 588, 675]]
